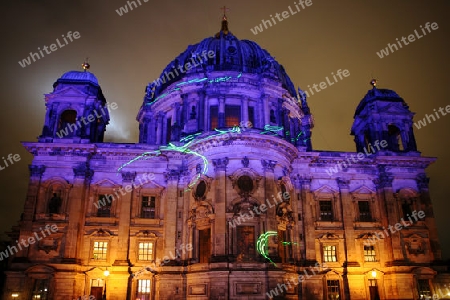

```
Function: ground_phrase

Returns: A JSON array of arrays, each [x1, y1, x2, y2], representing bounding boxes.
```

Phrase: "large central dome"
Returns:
[[145, 17, 296, 102], [137, 16, 313, 150]]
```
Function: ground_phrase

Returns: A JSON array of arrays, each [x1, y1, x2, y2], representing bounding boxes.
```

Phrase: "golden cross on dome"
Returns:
[[81, 57, 90, 71], [220, 5, 230, 20]]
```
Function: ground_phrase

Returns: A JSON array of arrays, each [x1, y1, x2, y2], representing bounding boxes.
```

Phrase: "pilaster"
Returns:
[[211, 157, 228, 260]]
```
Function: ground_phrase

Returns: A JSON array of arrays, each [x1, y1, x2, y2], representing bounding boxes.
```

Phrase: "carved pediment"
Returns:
[[85, 267, 107, 278], [312, 185, 338, 199], [41, 177, 70, 188], [395, 188, 419, 199], [317, 232, 340, 240], [381, 102, 411, 115], [86, 228, 114, 237], [25, 264, 56, 275], [92, 178, 121, 189], [49, 86, 88, 98], [350, 185, 376, 196], [135, 230, 158, 238], [38, 238, 59, 254]]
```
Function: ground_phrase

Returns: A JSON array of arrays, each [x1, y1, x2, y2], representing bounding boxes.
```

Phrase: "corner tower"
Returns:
[[39, 64, 110, 143], [351, 80, 418, 153]]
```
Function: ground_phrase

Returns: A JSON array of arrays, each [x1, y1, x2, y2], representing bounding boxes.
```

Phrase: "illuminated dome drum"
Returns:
[[137, 17, 314, 150]]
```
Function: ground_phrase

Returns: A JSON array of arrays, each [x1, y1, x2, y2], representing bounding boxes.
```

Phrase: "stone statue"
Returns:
[[48, 193, 62, 214]]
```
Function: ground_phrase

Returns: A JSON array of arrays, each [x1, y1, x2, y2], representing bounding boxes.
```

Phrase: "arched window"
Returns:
[[270, 109, 276, 123], [225, 105, 241, 127], [48, 193, 62, 214], [388, 124, 404, 151], [190, 106, 197, 119], [57, 110, 77, 137]]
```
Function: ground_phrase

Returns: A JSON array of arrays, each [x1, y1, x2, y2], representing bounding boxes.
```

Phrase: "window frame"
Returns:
[[323, 245, 337, 262], [210, 105, 219, 130], [363, 245, 377, 262], [31, 278, 50, 300], [137, 241, 155, 262], [417, 279, 432, 299], [358, 201, 372, 222], [141, 195, 157, 219], [225, 105, 241, 128], [91, 240, 109, 261], [319, 200, 334, 221], [136, 279, 151, 300], [96, 194, 113, 217], [326, 279, 341, 300]]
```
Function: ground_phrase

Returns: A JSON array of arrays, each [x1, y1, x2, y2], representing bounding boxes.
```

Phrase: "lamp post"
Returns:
[[103, 268, 109, 300], [369, 269, 380, 300]]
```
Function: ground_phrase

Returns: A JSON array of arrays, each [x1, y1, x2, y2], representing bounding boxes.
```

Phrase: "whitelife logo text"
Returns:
[[18, 31, 81, 68]]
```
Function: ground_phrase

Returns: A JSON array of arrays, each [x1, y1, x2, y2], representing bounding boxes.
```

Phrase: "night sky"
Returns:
[[1, 0, 449, 259]]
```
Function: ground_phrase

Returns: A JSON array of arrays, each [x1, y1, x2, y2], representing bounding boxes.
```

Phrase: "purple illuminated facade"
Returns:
[[3, 17, 449, 300]]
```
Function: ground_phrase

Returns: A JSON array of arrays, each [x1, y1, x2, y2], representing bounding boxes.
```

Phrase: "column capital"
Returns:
[[29, 165, 46, 178], [373, 172, 394, 189], [241, 156, 250, 168], [121, 171, 136, 182], [212, 157, 229, 172], [295, 174, 312, 188], [73, 163, 94, 180], [261, 159, 277, 172], [337, 177, 350, 189], [416, 173, 430, 190], [165, 169, 180, 181]]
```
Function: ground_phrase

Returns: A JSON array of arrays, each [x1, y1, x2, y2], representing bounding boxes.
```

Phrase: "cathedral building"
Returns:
[[3, 16, 449, 300]]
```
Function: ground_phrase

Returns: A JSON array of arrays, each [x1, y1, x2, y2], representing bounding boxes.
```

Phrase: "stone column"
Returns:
[[262, 94, 270, 125], [261, 159, 279, 258], [63, 163, 93, 261], [114, 172, 135, 265], [18, 165, 46, 257], [198, 91, 205, 130], [416, 173, 441, 260], [180, 94, 188, 127], [204, 96, 210, 131], [162, 113, 168, 145], [291, 175, 302, 262], [156, 113, 163, 145], [337, 178, 358, 263], [299, 175, 316, 263], [241, 97, 249, 124], [373, 169, 397, 262], [218, 96, 225, 128], [211, 157, 229, 261], [163, 169, 179, 261]]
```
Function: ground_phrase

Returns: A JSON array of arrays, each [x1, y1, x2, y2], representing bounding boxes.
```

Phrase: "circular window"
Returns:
[[237, 176, 253, 193], [195, 181, 207, 198]]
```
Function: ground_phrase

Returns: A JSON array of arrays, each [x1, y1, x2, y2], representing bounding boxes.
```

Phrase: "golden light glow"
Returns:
[[11, 294, 19, 298], [104, 270, 110, 277], [371, 270, 377, 278]]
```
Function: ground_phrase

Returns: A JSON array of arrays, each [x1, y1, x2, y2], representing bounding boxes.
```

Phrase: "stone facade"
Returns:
[[3, 17, 449, 300]]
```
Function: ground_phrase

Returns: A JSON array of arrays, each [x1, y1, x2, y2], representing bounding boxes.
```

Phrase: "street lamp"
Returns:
[[103, 268, 109, 300]]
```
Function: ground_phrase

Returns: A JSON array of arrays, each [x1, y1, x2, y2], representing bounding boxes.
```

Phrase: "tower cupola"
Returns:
[[39, 65, 110, 143], [351, 81, 418, 153]]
